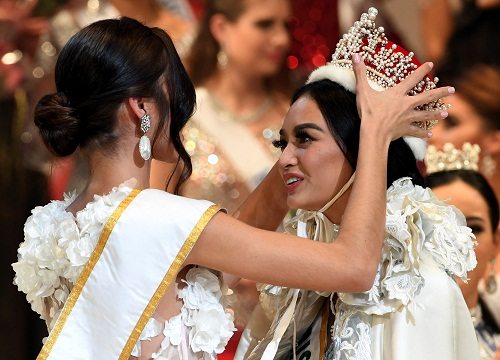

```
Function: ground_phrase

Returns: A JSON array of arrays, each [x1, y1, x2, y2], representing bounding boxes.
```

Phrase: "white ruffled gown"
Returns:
[[326, 178, 479, 360], [240, 178, 480, 360]]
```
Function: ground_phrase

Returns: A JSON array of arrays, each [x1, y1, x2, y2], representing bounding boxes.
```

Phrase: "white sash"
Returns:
[[193, 88, 275, 189], [37, 189, 221, 360]]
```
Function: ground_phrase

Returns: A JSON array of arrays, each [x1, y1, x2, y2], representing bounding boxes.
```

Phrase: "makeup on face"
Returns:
[[275, 96, 352, 212]]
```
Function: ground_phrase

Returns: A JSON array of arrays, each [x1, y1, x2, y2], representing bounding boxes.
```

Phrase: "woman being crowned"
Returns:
[[237, 7, 479, 360]]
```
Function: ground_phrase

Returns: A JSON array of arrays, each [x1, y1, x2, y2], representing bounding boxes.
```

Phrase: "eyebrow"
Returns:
[[295, 123, 324, 132], [279, 123, 325, 136], [465, 216, 485, 223]]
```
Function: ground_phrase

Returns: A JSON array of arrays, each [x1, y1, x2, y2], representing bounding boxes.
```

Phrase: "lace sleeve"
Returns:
[[338, 178, 477, 316]]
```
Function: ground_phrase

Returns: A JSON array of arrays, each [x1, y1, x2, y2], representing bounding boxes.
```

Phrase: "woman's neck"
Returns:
[[69, 149, 150, 211], [323, 187, 352, 225], [205, 68, 271, 115]]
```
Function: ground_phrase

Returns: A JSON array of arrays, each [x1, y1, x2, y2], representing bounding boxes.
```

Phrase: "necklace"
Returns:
[[207, 92, 274, 123]]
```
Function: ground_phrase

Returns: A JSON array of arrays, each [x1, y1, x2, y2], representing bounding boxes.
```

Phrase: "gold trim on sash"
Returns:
[[119, 204, 222, 359], [37, 189, 141, 360]]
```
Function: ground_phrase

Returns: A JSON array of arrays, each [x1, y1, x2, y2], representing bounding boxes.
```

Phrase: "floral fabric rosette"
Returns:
[[13, 183, 131, 329], [135, 268, 235, 359], [338, 177, 477, 315]]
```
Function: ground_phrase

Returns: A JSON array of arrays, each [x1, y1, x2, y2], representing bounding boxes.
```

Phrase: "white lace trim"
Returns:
[[338, 177, 476, 316], [330, 177, 477, 360]]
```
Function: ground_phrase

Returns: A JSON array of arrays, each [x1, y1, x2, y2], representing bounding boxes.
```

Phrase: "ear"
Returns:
[[482, 129, 500, 157], [209, 13, 230, 46], [128, 97, 146, 122], [494, 224, 500, 256]]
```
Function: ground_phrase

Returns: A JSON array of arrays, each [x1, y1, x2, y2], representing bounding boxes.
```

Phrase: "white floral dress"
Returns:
[[326, 178, 479, 360], [13, 183, 235, 359], [243, 178, 479, 360]]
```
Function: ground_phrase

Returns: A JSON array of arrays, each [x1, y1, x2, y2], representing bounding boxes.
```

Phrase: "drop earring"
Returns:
[[486, 259, 498, 294], [139, 113, 151, 160], [217, 48, 228, 69]]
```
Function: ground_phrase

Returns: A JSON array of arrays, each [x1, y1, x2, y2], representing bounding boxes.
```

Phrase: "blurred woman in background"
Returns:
[[426, 143, 500, 359], [428, 65, 500, 331]]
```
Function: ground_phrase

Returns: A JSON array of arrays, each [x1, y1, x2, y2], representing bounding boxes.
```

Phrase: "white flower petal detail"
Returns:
[[13, 182, 234, 358]]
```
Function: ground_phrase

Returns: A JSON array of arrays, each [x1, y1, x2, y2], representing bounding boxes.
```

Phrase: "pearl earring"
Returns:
[[139, 113, 151, 161]]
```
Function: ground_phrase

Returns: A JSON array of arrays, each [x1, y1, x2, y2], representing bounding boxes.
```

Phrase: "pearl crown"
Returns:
[[425, 143, 481, 174], [329, 7, 447, 130]]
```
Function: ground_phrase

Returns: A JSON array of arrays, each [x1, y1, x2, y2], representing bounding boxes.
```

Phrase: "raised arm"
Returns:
[[188, 58, 453, 293], [232, 163, 288, 230]]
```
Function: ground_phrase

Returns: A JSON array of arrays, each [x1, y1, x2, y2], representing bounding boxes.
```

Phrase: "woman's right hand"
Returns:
[[351, 53, 454, 144]]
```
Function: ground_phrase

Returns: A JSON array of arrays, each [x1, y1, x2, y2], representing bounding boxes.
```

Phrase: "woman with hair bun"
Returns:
[[12, 16, 448, 359]]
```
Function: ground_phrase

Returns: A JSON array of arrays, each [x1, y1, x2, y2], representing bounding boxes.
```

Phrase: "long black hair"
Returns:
[[292, 79, 424, 188], [34, 17, 196, 193]]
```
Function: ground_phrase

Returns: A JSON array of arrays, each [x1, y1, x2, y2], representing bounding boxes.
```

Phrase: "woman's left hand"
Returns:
[[352, 53, 454, 144]]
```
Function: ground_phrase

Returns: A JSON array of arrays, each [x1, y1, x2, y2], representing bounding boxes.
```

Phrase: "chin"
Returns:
[[286, 196, 301, 210], [287, 195, 313, 211], [289, 194, 331, 212]]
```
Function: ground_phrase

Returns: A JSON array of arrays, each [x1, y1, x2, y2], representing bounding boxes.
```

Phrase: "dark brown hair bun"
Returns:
[[34, 92, 80, 157]]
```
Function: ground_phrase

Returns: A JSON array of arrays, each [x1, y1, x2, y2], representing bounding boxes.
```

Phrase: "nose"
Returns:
[[272, 22, 290, 50], [278, 142, 298, 170]]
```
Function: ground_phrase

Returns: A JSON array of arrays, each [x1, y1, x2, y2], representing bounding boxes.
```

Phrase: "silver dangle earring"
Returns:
[[486, 259, 498, 294], [139, 113, 151, 161]]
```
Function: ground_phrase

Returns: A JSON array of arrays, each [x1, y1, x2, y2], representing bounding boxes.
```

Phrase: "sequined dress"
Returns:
[[182, 87, 281, 213]]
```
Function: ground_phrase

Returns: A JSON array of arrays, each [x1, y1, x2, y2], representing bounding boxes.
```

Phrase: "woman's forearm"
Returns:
[[336, 127, 390, 286], [233, 163, 288, 230]]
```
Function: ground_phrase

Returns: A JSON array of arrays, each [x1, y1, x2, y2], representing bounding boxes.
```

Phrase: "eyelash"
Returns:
[[468, 225, 484, 235], [272, 131, 315, 151], [442, 116, 459, 129], [255, 19, 274, 29], [296, 130, 314, 144], [272, 139, 287, 150]]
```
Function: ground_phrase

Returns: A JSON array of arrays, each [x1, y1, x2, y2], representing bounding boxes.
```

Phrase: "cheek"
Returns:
[[474, 234, 496, 264], [302, 149, 342, 187]]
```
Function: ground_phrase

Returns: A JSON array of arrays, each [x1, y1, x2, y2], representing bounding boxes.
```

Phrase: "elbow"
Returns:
[[351, 260, 379, 292]]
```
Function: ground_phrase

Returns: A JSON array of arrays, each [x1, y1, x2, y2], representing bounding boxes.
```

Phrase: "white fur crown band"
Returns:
[[306, 7, 448, 160]]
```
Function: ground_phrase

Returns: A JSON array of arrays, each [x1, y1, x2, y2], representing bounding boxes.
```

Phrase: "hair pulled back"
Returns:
[[426, 170, 499, 232], [34, 17, 196, 192], [292, 80, 424, 188], [186, 0, 246, 85]]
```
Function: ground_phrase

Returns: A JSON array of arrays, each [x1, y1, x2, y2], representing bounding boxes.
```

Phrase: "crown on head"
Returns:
[[307, 7, 447, 131], [425, 143, 481, 174]]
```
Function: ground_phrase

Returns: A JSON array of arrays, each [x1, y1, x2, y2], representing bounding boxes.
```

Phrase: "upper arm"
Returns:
[[186, 212, 377, 293]]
